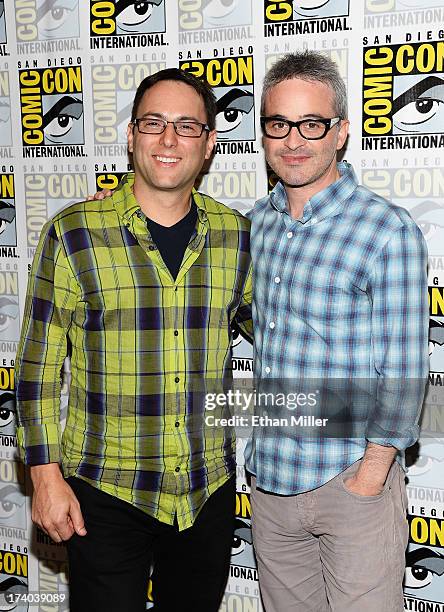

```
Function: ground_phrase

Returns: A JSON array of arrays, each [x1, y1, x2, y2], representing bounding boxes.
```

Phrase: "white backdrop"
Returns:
[[0, 1, 443, 610]]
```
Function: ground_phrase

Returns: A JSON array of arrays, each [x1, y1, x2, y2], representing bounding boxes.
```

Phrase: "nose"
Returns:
[[284, 125, 305, 150], [159, 122, 178, 147]]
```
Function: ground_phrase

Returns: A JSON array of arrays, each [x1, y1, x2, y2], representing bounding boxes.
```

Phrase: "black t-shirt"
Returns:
[[146, 201, 198, 280]]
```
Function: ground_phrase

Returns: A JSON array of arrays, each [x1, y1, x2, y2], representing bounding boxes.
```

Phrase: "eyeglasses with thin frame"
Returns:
[[132, 116, 210, 138], [260, 116, 341, 140]]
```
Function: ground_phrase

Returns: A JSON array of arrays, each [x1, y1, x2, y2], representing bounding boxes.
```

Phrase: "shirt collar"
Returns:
[[269, 161, 358, 223], [113, 173, 208, 224]]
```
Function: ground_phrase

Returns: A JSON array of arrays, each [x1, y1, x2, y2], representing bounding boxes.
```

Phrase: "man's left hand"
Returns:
[[343, 474, 384, 497]]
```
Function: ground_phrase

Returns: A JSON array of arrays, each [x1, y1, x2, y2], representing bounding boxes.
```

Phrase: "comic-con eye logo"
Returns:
[[408, 200, 444, 257], [90, 0, 166, 36], [0, 392, 15, 436], [264, 0, 349, 22], [0, 0, 6, 44], [231, 518, 256, 569], [180, 55, 256, 154], [0, 174, 16, 247], [179, 0, 252, 31], [429, 318, 444, 373], [405, 545, 444, 603], [19, 66, 84, 151], [15, 0, 79, 42], [0, 273, 19, 344], [362, 42, 444, 138]]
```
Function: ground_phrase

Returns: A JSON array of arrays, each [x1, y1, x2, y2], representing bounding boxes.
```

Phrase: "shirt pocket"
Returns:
[[289, 264, 351, 322]]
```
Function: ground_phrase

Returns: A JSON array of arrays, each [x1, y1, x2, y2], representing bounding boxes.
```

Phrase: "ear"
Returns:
[[127, 123, 134, 153], [336, 119, 349, 151], [204, 129, 217, 160]]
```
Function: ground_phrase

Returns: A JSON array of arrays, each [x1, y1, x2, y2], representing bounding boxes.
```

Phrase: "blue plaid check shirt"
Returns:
[[245, 162, 429, 495]]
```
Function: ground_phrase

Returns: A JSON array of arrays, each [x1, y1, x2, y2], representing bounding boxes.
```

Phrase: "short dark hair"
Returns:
[[131, 67, 217, 130], [261, 51, 348, 119]]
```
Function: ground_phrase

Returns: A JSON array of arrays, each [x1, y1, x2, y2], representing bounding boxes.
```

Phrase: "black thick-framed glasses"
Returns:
[[260, 116, 341, 140], [132, 116, 210, 138]]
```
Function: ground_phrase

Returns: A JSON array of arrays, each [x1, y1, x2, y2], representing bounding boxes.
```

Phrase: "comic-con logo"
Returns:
[[0, 71, 11, 150], [24, 170, 88, 249], [92, 61, 166, 154], [178, 0, 253, 45], [19, 62, 85, 157], [264, 0, 350, 36], [0, 272, 19, 348], [90, 0, 166, 48], [180, 53, 257, 155], [15, 0, 80, 43], [0, 174, 16, 248], [0, 549, 28, 611], [362, 41, 444, 150]]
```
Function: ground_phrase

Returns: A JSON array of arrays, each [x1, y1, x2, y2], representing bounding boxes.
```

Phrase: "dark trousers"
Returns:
[[66, 476, 235, 612]]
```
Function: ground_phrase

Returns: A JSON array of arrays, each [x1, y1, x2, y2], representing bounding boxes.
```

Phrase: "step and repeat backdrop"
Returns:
[[0, 1, 443, 610]]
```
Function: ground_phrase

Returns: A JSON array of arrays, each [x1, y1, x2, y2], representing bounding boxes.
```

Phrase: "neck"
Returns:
[[285, 163, 341, 220], [133, 179, 192, 227]]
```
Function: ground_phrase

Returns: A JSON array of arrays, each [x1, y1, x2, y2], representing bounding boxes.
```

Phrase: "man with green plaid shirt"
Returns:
[[15, 69, 252, 612]]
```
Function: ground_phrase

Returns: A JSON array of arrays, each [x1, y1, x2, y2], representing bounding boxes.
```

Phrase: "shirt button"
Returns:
[[287, 231, 293, 238], [174, 330, 179, 336], [175, 421, 180, 427], [175, 466, 180, 472], [265, 367, 271, 374], [175, 376, 180, 383], [312, 217, 318, 224], [274, 277, 280, 284], [269, 322, 275, 329]]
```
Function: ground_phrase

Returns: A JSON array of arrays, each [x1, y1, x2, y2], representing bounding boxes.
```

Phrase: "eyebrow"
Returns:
[[393, 76, 444, 114], [139, 112, 204, 123], [264, 114, 331, 120]]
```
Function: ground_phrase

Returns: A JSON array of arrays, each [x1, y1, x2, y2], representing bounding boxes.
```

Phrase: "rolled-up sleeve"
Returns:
[[366, 223, 429, 450], [15, 220, 79, 465]]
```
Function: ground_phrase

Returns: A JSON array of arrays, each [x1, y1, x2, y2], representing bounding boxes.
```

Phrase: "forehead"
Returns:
[[137, 80, 206, 118], [264, 78, 336, 117]]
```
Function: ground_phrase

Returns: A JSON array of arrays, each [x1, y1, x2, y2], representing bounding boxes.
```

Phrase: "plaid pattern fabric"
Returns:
[[16, 174, 252, 530], [245, 162, 429, 495]]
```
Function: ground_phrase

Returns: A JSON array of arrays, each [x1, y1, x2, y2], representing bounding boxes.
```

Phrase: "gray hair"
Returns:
[[261, 51, 348, 119]]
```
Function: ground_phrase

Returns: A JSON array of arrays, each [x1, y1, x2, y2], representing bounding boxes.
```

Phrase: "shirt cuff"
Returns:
[[366, 425, 419, 451], [16, 424, 62, 465]]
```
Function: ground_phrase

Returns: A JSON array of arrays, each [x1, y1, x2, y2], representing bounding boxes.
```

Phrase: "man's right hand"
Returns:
[[30, 463, 87, 543], [86, 188, 113, 201]]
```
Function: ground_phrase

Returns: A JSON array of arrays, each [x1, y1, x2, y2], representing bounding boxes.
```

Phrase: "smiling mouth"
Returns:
[[155, 155, 180, 163]]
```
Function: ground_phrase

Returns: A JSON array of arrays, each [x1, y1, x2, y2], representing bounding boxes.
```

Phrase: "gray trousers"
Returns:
[[251, 460, 409, 612]]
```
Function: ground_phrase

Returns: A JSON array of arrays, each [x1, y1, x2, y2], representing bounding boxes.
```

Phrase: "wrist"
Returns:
[[30, 463, 63, 485]]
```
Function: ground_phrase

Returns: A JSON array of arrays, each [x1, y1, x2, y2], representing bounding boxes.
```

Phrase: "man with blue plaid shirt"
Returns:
[[245, 51, 429, 611]]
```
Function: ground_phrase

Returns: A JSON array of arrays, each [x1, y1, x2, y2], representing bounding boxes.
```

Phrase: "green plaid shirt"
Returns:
[[16, 174, 252, 530]]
